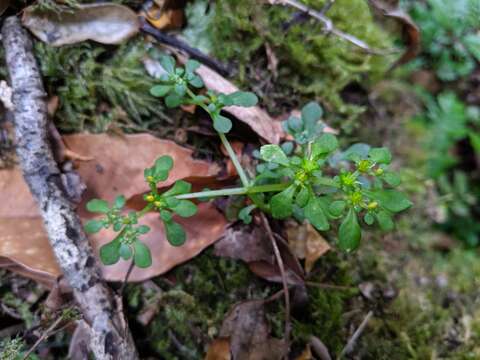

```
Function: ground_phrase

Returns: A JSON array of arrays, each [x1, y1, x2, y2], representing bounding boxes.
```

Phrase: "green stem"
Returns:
[[136, 204, 154, 218], [186, 88, 250, 187], [174, 183, 289, 200]]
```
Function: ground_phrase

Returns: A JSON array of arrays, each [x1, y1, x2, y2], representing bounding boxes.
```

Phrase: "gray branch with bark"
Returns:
[[1, 16, 138, 359]]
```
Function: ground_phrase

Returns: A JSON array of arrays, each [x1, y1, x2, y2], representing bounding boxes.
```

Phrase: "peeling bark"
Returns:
[[1, 16, 138, 360]]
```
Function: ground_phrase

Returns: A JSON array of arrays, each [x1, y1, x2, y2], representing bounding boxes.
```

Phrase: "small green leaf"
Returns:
[[239, 204, 256, 224], [365, 190, 412, 213], [368, 147, 392, 164], [165, 93, 183, 108], [133, 241, 152, 268], [170, 200, 198, 218], [312, 134, 338, 156], [301, 101, 322, 124], [150, 85, 171, 97], [364, 212, 375, 225], [174, 83, 187, 97], [227, 91, 258, 107], [84, 219, 104, 234], [119, 243, 132, 260], [185, 59, 200, 73], [295, 187, 310, 208], [189, 75, 204, 88], [160, 55, 176, 74], [99, 238, 121, 265], [270, 185, 296, 219], [376, 210, 394, 231], [304, 198, 330, 231], [86, 199, 110, 214], [163, 180, 192, 197], [160, 210, 173, 222], [164, 220, 186, 246], [114, 195, 126, 209], [137, 225, 150, 234], [155, 155, 174, 174], [213, 114, 232, 133], [260, 145, 289, 166], [329, 200, 346, 217], [384, 172, 401, 187], [113, 222, 123, 232], [338, 208, 361, 252]]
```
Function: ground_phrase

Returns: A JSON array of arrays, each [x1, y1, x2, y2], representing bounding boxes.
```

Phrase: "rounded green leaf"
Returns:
[[84, 219, 104, 234], [189, 75, 204, 88], [186, 59, 200, 73], [260, 144, 289, 166], [171, 200, 198, 218], [270, 185, 296, 219], [301, 102, 322, 124], [304, 198, 330, 231], [155, 155, 174, 174], [368, 147, 392, 164], [329, 200, 346, 217], [162, 180, 192, 197], [133, 241, 152, 268], [295, 187, 310, 208], [376, 210, 394, 231], [338, 208, 361, 252], [86, 199, 110, 214], [165, 93, 183, 108], [227, 91, 258, 107], [384, 172, 401, 187], [119, 243, 132, 261], [164, 220, 186, 246], [213, 114, 232, 133], [365, 190, 412, 213], [114, 195, 126, 209], [160, 210, 173, 222], [160, 55, 176, 74], [150, 85, 171, 97], [137, 225, 151, 234], [99, 239, 121, 265], [312, 134, 338, 156], [364, 212, 375, 225]]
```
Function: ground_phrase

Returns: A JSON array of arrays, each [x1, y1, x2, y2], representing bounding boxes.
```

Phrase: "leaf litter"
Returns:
[[0, 133, 226, 283]]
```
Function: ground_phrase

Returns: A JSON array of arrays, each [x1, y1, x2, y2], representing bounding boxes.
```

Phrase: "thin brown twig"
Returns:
[[119, 258, 135, 297], [260, 213, 291, 356], [22, 314, 66, 360], [338, 310, 374, 359], [268, 0, 388, 54]]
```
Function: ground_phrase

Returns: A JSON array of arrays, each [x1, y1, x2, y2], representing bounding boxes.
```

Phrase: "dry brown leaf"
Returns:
[[218, 300, 286, 360], [141, 2, 184, 31], [295, 345, 312, 360], [215, 225, 304, 285], [205, 338, 232, 360], [22, 3, 139, 46], [0, 133, 226, 284], [370, 0, 420, 68], [193, 64, 284, 144], [287, 222, 331, 274]]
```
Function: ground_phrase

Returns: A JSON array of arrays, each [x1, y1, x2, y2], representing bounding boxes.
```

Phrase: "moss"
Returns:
[[34, 39, 169, 133], [209, 0, 392, 129]]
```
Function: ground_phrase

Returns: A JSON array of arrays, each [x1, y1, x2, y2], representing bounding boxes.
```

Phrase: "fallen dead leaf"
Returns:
[[218, 300, 286, 360], [0, 133, 226, 284], [370, 0, 420, 68], [214, 224, 304, 285], [295, 345, 312, 360], [22, 3, 139, 46], [287, 222, 331, 274], [205, 338, 232, 360], [140, 1, 184, 30]]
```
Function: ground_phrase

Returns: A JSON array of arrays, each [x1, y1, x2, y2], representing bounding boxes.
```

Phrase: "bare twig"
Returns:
[[338, 310, 374, 359], [22, 314, 66, 360], [260, 213, 291, 356], [320, 0, 336, 15], [139, 18, 231, 76], [268, 0, 386, 54], [1, 16, 138, 360]]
